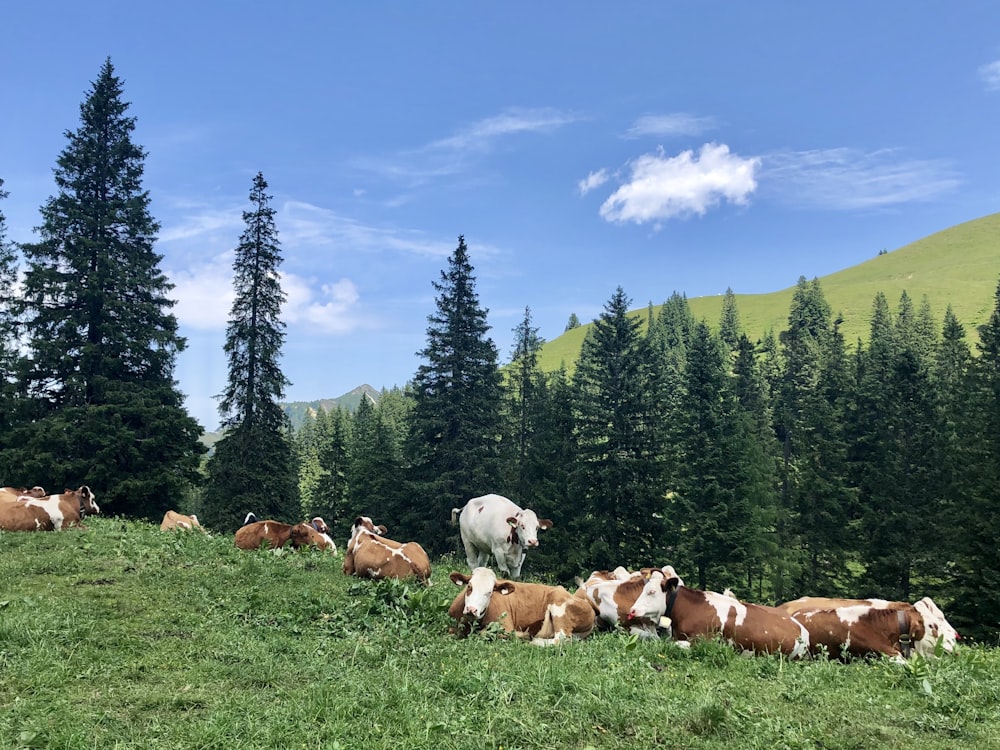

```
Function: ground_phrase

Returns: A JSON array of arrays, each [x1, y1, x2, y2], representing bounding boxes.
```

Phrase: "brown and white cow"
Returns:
[[342, 516, 430, 582], [627, 569, 810, 658], [449, 567, 596, 646], [160, 510, 204, 531], [575, 567, 673, 639], [293, 522, 337, 553], [0, 486, 100, 532], [0, 486, 47, 502], [780, 596, 955, 659], [451, 493, 553, 579]]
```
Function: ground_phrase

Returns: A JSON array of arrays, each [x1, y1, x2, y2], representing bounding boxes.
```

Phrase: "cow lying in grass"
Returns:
[[342, 516, 430, 583], [448, 567, 595, 646], [626, 568, 810, 658], [0, 487, 100, 532], [235, 519, 336, 553]]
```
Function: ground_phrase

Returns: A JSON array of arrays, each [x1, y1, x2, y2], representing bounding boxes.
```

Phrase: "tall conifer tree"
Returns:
[[200, 172, 297, 531], [572, 287, 665, 571], [406, 235, 502, 555], [0, 178, 17, 431], [0, 60, 204, 515]]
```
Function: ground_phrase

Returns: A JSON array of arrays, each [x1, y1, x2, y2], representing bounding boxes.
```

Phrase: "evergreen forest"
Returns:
[[3, 59, 1000, 645]]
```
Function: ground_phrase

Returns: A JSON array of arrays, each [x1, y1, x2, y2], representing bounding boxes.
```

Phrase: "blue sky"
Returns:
[[3, 2, 1000, 432]]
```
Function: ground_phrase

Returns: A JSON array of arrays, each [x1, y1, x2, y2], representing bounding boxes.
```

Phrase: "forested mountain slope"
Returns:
[[538, 212, 1000, 372]]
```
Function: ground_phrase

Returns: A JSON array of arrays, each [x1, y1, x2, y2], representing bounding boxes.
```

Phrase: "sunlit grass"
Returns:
[[539, 211, 1000, 375], [2, 518, 999, 749]]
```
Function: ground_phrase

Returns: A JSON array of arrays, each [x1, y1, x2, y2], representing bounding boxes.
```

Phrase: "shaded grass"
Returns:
[[2, 518, 999, 749]]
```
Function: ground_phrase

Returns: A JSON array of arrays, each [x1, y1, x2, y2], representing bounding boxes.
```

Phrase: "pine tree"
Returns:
[[775, 277, 854, 598], [200, 172, 297, 531], [949, 279, 1000, 639], [405, 235, 502, 555], [347, 397, 404, 536], [0, 178, 17, 431], [0, 60, 204, 515], [572, 287, 666, 571], [501, 306, 546, 499]]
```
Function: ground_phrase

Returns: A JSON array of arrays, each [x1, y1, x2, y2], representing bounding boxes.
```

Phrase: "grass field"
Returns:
[[2, 518, 999, 750], [538, 212, 1000, 374]]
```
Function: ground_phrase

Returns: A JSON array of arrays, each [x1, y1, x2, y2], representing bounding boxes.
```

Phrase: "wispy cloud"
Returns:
[[624, 113, 716, 139], [979, 60, 1000, 91], [763, 148, 960, 209], [158, 205, 243, 243], [578, 169, 610, 196], [594, 143, 760, 225], [354, 107, 579, 185], [283, 275, 365, 334]]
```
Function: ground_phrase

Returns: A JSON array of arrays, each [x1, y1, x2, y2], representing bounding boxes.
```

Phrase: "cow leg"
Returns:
[[463, 539, 484, 571], [507, 550, 527, 579], [493, 545, 516, 577]]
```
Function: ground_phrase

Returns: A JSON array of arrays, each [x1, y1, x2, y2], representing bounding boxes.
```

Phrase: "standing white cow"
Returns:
[[451, 493, 552, 579]]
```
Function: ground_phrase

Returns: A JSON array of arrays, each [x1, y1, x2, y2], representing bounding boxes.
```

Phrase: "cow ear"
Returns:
[[661, 576, 680, 592], [449, 571, 470, 586], [506, 516, 518, 527], [538, 518, 553, 530], [352, 516, 365, 528], [496, 582, 516, 596], [377, 525, 388, 535]]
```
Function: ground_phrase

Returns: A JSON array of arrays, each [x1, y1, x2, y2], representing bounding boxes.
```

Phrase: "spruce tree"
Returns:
[[775, 277, 854, 598], [405, 235, 502, 555], [200, 172, 297, 531], [501, 306, 546, 499], [0, 60, 204, 515], [950, 279, 1000, 639], [572, 287, 665, 571], [0, 179, 16, 431]]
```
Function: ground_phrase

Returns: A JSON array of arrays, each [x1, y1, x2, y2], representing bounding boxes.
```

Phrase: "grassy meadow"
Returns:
[[538, 212, 1000, 374], [2, 518, 1000, 750]]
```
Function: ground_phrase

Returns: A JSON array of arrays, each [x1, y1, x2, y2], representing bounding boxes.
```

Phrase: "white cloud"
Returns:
[[283, 275, 364, 334], [979, 60, 1000, 91], [158, 206, 242, 243], [763, 148, 959, 209], [624, 113, 716, 139], [578, 169, 610, 196], [166, 253, 235, 331], [598, 143, 760, 225], [355, 107, 579, 185]]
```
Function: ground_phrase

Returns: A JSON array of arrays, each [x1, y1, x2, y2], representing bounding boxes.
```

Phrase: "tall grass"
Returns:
[[2, 518, 999, 749]]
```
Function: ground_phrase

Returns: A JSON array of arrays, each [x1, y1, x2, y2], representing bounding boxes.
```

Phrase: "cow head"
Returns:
[[449, 567, 515, 620], [243, 512, 259, 526], [505, 509, 553, 548], [913, 597, 960, 655], [628, 570, 681, 621], [310, 516, 330, 534], [72, 486, 100, 516]]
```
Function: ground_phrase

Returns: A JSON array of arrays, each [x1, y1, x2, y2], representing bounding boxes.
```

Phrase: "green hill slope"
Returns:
[[538, 212, 1000, 373]]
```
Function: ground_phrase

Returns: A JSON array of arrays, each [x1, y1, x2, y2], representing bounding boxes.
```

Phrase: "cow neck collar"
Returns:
[[897, 609, 914, 658], [664, 586, 680, 620]]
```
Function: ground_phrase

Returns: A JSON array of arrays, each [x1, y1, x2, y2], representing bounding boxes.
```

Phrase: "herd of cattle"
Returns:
[[1, 486, 960, 662]]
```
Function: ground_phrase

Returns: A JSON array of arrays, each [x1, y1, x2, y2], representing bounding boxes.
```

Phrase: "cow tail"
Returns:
[[450, 505, 465, 525]]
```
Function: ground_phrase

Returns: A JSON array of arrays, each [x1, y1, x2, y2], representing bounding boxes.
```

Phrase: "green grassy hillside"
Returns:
[[2, 518, 999, 749], [539, 212, 1000, 373]]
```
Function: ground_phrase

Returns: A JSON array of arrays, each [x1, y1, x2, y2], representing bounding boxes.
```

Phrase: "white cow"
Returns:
[[451, 493, 552, 579]]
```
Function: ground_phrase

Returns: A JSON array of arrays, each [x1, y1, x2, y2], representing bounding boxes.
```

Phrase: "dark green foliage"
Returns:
[[949, 281, 1000, 640], [775, 277, 855, 599], [0, 178, 16, 432], [853, 293, 940, 599], [406, 236, 503, 555], [0, 60, 204, 516], [571, 287, 666, 572], [200, 172, 297, 531], [500, 306, 547, 500], [200, 425, 298, 532], [347, 397, 406, 534]]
